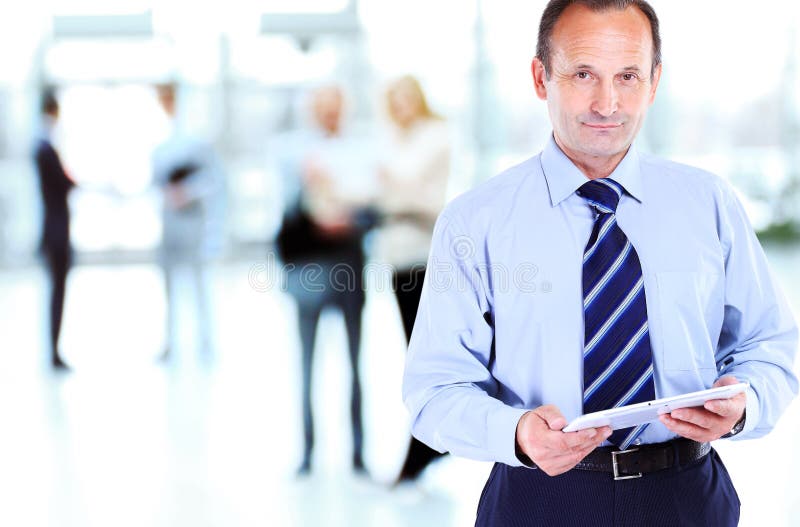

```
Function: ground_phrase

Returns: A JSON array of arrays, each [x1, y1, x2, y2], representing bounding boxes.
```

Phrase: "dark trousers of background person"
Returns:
[[290, 251, 366, 473], [42, 217, 71, 367], [475, 449, 740, 527], [393, 266, 446, 482]]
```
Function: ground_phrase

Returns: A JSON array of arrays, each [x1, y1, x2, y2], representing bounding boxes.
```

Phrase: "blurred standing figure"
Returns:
[[152, 83, 224, 361], [276, 85, 375, 476], [376, 76, 451, 483], [34, 88, 75, 370]]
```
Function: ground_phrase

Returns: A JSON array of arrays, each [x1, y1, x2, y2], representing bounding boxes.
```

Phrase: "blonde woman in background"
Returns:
[[376, 75, 451, 484]]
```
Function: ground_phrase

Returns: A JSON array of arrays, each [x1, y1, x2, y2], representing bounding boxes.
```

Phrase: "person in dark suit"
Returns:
[[33, 89, 75, 370], [276, 85, 375, 476]]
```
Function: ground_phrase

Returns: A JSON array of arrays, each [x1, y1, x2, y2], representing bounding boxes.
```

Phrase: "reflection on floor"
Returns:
[[0, 247, 799, 526]]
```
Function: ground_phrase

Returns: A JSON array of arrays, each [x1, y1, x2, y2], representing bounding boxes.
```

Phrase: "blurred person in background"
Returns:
[[275, 84, 377, 477], [375, 75, 451, 485], [152, 83, 225, 362], [34, 88, 75, 371]]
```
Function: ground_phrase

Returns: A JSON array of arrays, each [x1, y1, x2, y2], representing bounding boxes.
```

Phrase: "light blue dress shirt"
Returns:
[[402, 136, 799, 468]]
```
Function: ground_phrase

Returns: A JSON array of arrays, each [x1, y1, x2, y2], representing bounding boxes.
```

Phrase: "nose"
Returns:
[[590, 79, 618, 118]]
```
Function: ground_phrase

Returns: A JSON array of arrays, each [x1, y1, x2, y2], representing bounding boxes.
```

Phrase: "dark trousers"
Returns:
[[394, 266, 446, 481], [476, 449, 740, 527], [291, 254, 365, 468], [44, 244, 70, 363]]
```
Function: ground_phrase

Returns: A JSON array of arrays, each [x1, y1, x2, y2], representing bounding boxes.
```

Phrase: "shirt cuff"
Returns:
[[733, 385, 760, 439], [488, 404, 530, 467]]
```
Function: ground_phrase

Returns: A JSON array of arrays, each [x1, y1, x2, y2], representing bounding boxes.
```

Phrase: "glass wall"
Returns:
[[2, 0, 798, 262]]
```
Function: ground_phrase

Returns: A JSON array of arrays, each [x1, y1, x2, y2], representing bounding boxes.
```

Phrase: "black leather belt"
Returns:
[[574, 438, 711, 481]]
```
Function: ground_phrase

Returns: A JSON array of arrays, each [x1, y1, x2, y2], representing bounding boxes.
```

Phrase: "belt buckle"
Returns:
[[611, 448, 642, 481]]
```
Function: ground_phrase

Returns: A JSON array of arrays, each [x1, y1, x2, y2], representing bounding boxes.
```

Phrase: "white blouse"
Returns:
[[375, 118, 451, 270]]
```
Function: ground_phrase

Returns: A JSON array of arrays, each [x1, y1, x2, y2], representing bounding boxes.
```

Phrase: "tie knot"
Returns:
[[577, 178, 623, 214]]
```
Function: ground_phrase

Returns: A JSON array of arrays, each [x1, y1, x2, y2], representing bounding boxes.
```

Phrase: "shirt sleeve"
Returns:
[[715, 182, 799, 439], [402, 211, 529, 467]]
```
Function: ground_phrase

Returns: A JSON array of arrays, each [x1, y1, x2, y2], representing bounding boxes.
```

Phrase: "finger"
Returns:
[[668, 408, 719, 430], [534, 405, 568, 432], [659, 414, 716, 442], [561, 442, 599, 466], [561, 428, 599, 448], [704, 394, 745, 417], [565, 426, 614, 446], [543, 444, 598, 474], [596, 426, 613, 437], [539, 430, 613, 476], [554, 429, 610, 457], [562, 427, 612, 450], [713, 375, 740, 388], [562, 438, 604, 457]]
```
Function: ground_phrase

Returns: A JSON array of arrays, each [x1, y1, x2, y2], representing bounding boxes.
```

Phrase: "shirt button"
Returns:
[[634, 439, 642, 446]]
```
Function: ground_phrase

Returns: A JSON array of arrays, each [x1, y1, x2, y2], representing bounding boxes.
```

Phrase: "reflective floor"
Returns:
[[1, 247, 799, 526]]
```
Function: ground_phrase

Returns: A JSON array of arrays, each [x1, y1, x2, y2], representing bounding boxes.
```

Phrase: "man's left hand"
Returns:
[[658, 375, 746, 442]]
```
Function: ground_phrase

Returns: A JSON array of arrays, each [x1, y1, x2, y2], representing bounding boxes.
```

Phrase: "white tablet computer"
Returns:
[[562, 382, 749, 432]]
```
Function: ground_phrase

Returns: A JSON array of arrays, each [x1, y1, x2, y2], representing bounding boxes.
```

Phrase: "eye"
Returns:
[[576, 71, 591, 80], [620, 73, 638, 82]]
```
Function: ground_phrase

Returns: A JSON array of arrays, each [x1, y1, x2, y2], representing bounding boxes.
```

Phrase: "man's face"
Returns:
[[532, 5, 661, 168], [312, 87, 343, 135]]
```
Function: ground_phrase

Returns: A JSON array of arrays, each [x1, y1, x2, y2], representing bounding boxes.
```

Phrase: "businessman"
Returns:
[[34, 89, 75, 371], [402, 1, 798, 525]]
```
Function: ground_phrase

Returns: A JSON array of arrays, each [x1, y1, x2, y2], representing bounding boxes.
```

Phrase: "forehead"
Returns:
[[550, 4, 653, 66], [314, 88, 342, 105]]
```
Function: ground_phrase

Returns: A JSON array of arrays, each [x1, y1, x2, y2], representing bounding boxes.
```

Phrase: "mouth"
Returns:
[[583, 123, 623, 130]]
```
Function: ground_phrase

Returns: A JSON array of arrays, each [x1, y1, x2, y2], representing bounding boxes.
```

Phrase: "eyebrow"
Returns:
[[572, 64, 643, 72]]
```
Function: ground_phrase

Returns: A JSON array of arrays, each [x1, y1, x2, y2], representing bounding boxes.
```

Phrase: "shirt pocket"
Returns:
[[655, 271, 723, 372]]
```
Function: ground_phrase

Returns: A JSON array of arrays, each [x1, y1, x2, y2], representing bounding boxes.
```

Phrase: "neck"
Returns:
[[554, 135, 629, 180], [397, 116, 424, 133], [322, 125, 340, 137], [41, 116, 57, 136]]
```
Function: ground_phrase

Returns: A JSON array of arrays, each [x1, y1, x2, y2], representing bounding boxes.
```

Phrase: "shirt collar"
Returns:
[[540, 134, 645, 207]]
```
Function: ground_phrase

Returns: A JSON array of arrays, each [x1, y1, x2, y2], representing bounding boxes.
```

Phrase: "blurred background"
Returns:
[[0, 0, 799, 525]]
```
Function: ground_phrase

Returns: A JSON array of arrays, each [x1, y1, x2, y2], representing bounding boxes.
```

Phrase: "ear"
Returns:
[[648, 63, 662, 105], [531, 58, 548, 100]]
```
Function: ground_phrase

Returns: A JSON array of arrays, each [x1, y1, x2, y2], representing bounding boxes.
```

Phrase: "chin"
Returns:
[[577, 136, 630, 158]]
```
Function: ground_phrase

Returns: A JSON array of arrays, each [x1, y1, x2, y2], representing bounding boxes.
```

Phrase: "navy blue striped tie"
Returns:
[[578, 178, 655, 449]]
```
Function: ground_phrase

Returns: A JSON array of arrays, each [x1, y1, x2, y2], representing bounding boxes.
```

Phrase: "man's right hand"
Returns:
[[516, 405, 612, 476]]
